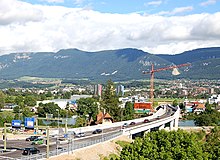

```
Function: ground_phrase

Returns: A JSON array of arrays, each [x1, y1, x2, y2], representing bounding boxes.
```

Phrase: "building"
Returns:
[[134, 102, 153, 114], [209, 88, 215, 94], [94, 84, 102, 97], [193, 103, 206, 114], [96, 112, 113, 124], [208, 94, 220, 104], [116, 85, 124, 96]]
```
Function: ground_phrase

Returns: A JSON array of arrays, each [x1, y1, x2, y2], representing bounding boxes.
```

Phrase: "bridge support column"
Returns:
[[174, 117, 179, 130], [144, 129, 150, 136], [159, 124, 165, 130], [169, 120, 174, 130]]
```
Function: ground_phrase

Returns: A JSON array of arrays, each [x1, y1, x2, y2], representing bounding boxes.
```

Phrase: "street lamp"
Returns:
[[56, 109, 59, 135]]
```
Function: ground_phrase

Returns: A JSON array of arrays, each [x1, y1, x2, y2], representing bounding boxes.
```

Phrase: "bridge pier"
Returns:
[[169, 120, 174, 130], [159, 124, 165, 130], [174, 117, 179, 130]]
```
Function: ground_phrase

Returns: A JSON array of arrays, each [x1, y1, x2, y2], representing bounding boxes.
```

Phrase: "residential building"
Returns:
[[193, 103, 206, 114], [94, 84, 102, 97], [116, 85, 124, 96], [208, 94, 220, 104]]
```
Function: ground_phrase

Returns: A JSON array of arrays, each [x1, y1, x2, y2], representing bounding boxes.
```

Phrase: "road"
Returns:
[[0, 108, 174, 159]]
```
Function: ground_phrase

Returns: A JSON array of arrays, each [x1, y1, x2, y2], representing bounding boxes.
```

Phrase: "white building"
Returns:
[[36, 95, 92, 109], [208, 94, 220, 104]]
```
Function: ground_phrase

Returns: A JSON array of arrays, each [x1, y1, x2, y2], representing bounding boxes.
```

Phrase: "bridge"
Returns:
[[67, 104, 180, 137], [0, 104, 180, 159]]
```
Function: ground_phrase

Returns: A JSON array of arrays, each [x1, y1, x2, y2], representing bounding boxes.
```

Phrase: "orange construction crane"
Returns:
[[143, 63, 191, 104]]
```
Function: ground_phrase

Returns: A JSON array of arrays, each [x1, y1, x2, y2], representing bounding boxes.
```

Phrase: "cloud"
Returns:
[[200, 0, 216, 6], [40, 0, 64, 3], [73, 0, 84, 5], [0, 0, 220, 55], [145, 1, 162, 6], [159, 6, 193, 15], [0, 0, 43, 25]]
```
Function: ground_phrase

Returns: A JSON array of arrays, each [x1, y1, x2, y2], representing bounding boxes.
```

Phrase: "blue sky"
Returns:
[[0, 0, 219, 55], [23, 0, 220, 15]]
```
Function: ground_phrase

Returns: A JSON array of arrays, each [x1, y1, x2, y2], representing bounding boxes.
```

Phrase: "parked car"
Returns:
[[75, 132, 85, 138], [22, 147, 40, 155], [26, 136, 40, 141], [130, 122, 136, 125], [31, 138, 44, 145], [143, 119, 150, 123], [92, 129, 102, 134]]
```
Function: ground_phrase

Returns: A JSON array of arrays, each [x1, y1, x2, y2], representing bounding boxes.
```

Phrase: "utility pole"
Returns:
[[4, 123, 7, 151], [46, 127, 50, 159]]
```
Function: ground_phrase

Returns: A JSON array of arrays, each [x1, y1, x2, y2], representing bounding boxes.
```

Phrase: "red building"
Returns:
[[134, 102, 153, 114]]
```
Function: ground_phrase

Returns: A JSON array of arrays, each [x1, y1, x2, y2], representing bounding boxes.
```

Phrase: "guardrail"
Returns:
[[13, 130, 122, 160]]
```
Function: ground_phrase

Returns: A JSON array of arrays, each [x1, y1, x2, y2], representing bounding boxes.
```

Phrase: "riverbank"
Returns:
[[179, 126, 214, 133]]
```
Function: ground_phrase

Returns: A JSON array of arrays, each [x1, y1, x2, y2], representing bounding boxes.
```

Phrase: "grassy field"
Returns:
[[17, 76, 62, 82]]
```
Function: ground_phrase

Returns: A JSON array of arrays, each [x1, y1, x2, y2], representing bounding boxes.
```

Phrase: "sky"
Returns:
[[0, 0, 220, 55]]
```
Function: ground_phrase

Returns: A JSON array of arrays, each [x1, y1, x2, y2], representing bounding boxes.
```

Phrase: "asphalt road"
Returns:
[[0, 109, 173, 159]]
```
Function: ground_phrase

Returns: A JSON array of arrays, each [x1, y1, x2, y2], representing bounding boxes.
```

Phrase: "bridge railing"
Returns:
[[14, 130, 123, 160]]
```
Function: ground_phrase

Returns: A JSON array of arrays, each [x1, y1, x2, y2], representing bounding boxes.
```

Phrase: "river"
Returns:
[[178, 120, 195, 127]]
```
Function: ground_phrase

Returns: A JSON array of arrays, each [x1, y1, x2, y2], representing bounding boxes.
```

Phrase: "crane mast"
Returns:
[[143, 63, 191, 105]]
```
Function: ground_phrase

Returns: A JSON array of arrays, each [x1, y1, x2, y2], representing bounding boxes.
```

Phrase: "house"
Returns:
[[96, 112, 113, 124], [193, 103, 206, 114]]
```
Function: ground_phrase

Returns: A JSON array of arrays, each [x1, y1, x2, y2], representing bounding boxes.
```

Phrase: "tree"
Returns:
[[76, 97, 98, 121], [37, 102, 60, 117], [0, 91, 5, 110], [194, 103, 220, 126], [22, 107, 35, 118], [61, 92, 71, 99], [172, 99, 178, 107], [15, 95, 24, 107], [123, 102, 134, 120], [101, 80, 121, 121], [75, 116, 87, 127], [205, 126, 220, 159], [24, 95, 37, 107], [120, 129, 210, 160]]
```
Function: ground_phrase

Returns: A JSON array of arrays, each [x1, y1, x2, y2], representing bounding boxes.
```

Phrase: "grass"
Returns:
[[115, 140, 131, 148], [17, 76, 61, 82]]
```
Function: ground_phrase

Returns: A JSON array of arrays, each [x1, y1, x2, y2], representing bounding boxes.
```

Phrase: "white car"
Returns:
[[75, 132, 85, 138]]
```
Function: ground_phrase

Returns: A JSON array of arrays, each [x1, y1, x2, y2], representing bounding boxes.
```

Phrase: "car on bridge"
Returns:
[[130, 122, 136, 125], [92, 129, 102, 134], [122, 123, 129, 129], [75, 132, 85, 138], [22, 147, 40, 155], [156, 116, 160, 120], [143, 119, 150, 123]]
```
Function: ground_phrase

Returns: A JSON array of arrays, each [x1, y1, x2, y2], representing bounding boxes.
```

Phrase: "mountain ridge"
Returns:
[[0, 47, 219, 81]]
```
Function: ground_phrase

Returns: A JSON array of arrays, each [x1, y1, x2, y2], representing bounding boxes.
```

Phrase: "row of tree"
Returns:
[[118, 127, 220, 160]]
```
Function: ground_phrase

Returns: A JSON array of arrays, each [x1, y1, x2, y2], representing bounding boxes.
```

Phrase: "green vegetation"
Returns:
[[122, 102, 134, 120], [194, 103, 220, 126], [76, 97, 98, 124], [115, 141, 131, 148], [182, 103, 220, 126], [17, 76, 61, 82], [101, 80, 121, 121], [119, 128, 220, 160]]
